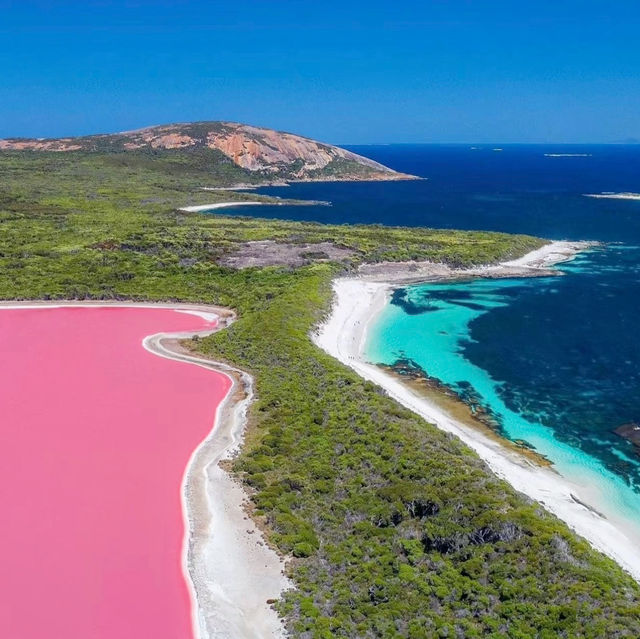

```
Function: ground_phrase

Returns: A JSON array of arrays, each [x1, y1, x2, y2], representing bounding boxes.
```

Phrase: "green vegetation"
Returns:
[[1, 120, 408, 182], [2, 150, 639, 637]]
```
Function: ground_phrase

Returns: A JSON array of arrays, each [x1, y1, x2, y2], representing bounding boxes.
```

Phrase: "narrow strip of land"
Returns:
[[583, 192, 640, 201]]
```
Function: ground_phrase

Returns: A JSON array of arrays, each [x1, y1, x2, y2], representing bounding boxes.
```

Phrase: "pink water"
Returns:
[[0, 306, 231, 639]]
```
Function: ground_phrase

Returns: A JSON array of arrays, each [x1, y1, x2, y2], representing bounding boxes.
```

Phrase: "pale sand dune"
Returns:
[[312, 242, 640, 582]]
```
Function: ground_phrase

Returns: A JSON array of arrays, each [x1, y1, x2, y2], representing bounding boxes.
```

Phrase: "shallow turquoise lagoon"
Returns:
[[365, 248, 640, 535]]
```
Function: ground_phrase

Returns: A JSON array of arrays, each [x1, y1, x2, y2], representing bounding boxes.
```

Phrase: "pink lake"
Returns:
[[0, 306, 231, 639]]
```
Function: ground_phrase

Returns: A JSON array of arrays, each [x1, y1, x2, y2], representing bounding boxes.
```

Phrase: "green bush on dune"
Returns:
[[1, 150, 639, 637]]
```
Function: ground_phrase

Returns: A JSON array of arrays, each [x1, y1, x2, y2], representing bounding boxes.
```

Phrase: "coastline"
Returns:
[[178, 202, 269, 213], [0, 301, 289, 639], [357, 240, 596, 284], [312, 241, 640, 582], [178, 199, 329, 214], [584, 192, 640, 201]]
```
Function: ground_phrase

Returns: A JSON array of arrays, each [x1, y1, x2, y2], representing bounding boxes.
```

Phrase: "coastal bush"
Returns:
[[1, 150, 639, 637]]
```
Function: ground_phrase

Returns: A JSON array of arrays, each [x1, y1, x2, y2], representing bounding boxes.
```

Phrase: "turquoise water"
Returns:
[[365, 252, 640, 534], [221, 144, 640, 534]]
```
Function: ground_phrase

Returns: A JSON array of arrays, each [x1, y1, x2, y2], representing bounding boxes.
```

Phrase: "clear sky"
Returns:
[[1, 0, 639, 143]]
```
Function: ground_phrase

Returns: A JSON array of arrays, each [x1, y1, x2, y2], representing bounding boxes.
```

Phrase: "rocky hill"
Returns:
[[0, 121, 416, 182]]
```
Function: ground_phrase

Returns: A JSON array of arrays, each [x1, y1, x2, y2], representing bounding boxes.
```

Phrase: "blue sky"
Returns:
[[1, 1, 639, 143]]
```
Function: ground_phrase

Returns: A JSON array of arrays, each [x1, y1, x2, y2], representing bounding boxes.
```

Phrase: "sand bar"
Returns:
[[179, 202, 266, 213], [179, 199, 329, 213], [584, 192, 640, 201]]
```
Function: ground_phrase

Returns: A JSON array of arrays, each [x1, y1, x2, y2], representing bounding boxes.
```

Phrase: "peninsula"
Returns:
[[314, 241, 640, 583]]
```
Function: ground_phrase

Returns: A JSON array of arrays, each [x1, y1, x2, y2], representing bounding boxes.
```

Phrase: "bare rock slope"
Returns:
[[0, 121, 417, 182]]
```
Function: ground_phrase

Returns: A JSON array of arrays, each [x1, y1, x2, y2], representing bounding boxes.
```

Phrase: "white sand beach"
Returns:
[[179, 198, 329, 213], [356, 240, 595, 284], [312, 241, 640, 582], [584, 192, 640, 201], [144, 310, 291, 639], [178, 202, 267, 213]]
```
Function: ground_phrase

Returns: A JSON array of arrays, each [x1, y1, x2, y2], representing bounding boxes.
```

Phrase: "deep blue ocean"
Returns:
[[216, 144, 640, 528]]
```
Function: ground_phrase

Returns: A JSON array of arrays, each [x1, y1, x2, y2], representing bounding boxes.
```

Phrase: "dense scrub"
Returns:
[[203, 272, 640, 638], [1, 151, 639, 637]]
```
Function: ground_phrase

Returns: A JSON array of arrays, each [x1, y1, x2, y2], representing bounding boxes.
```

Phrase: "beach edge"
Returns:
[[312, 241, 640, 582], [144, 308, 291, 639], [0, 301, 290, 639]]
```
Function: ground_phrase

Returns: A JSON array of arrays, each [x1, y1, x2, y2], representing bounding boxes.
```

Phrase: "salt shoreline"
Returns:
[[312, 240, 640, 582], [0, 301, 289, 639]]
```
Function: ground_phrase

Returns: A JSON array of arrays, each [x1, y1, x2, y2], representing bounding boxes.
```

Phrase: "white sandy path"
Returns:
[[0, 302, 290, 639], [312, 243, 640, 582]]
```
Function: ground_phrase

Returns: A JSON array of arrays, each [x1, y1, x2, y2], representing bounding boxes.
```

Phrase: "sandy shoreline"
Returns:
[[357, 240, 596, 284], [584, 192, 640, 201], [312, 241, 640, 582], [178, 202, 268, 213], [0, 301, 289, 639], [179, 199, 329, 214]]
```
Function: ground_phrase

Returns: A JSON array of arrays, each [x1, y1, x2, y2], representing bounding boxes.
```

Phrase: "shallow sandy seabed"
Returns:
[[313, 241, 640, 582]]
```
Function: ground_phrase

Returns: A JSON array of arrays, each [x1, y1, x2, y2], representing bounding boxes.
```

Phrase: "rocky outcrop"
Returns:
[[204, 124, 394, 177], [614, 422, 640, 453], [0, 121, 417, 182], [218, 240, 356, 269]]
